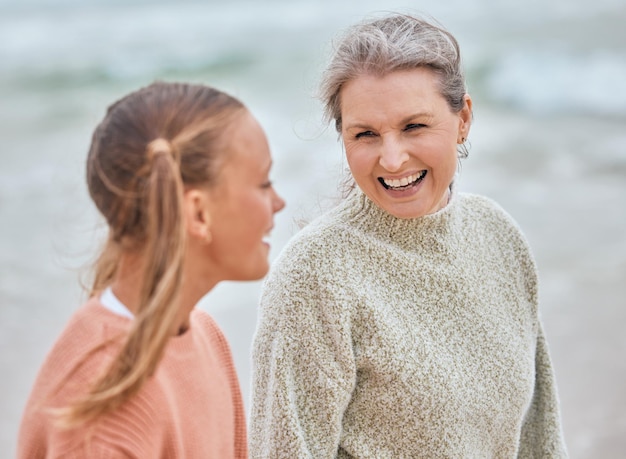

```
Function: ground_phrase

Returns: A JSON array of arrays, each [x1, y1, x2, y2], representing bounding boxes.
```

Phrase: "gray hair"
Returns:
[[320, 14, 467, 133]]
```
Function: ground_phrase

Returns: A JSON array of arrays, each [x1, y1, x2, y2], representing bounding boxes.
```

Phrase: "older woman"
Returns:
[[250, 14, 567, 458]]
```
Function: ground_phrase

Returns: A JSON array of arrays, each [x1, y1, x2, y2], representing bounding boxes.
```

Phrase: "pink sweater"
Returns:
[[18, 298, 248, 458]]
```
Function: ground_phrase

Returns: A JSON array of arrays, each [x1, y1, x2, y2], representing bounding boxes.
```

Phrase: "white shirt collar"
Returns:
[[100, 286, 134, 319]]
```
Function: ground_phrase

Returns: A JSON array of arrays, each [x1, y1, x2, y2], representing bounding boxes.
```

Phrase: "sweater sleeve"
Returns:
[[518, 320, 568, 458], [249, 244, 356, 458], [503, 204, 568, 458], [480, 196, 567, 457]]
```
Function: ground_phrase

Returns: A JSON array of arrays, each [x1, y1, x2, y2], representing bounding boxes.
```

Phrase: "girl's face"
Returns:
[[340, 68, 472, 219], [203, 110, 285, 282]]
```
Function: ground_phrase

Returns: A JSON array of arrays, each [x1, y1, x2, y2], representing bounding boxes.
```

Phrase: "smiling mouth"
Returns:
[[378, 171, 427, 190], [262, 227, 275, 245]]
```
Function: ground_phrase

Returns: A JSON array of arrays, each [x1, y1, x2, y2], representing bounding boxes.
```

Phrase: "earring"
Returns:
[[458, 137, 469, 159]]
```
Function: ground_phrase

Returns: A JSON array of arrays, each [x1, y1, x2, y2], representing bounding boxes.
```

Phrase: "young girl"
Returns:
[[18, 81, 284, 458]]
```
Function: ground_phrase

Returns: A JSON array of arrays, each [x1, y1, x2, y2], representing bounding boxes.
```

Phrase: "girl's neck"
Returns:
[[111, 251, 197, 336]]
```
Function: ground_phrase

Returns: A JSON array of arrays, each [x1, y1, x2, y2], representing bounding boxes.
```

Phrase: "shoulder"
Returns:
[[188, 308, 236, 365], [259, 200, 370, 332], [54, 297, 130, 344], [18, 299, 132, 456], [271, 198, 367, 275], [457, 192, 517, 223], [285, 206, 351, 252], [457, 192, 538, 290], [264, 214, 355, 306], [457, 193, 530, 245], [39, 299, 128, 380], [190, 308, 221, 335], [34, 298, 128, 382]]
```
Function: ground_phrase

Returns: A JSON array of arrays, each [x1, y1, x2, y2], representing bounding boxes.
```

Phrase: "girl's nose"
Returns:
[[272, 190, 286, 213]]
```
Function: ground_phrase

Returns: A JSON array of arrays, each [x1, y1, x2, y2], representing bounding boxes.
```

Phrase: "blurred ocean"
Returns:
[[1, 0, 625, 457]]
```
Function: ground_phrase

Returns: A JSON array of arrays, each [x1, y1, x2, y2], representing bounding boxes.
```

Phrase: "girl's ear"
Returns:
[[183, 189, 212, 243], [458, 94, 473, 142]]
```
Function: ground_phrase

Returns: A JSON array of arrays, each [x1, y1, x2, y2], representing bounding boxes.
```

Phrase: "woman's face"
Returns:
[[204, 110, 285, 281], [340, 68, 472, 219]]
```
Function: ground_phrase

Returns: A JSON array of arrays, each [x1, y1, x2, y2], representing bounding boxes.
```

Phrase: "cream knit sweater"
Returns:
[[250, 189, 567, 458]]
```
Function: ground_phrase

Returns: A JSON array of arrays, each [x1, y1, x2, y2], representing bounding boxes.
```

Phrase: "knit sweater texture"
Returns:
[[18, 298, 248, 458], [250, 189, 567, 458]]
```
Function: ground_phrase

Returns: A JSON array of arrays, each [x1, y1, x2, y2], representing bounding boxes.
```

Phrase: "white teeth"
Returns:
[[383, 171, 425, 188]]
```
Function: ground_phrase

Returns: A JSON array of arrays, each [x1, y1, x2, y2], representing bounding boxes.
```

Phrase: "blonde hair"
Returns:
[[59, 81, 244, 427]]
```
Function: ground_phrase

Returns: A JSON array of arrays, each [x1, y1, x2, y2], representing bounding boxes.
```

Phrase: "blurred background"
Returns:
[[1, 0, 624, 457]]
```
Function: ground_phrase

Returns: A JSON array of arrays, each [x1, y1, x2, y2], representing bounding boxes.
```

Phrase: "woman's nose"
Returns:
[[379, 137, 409, 172]]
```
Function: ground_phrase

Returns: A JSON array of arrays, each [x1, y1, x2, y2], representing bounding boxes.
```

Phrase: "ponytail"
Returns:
[[59, 138, 186, 427]]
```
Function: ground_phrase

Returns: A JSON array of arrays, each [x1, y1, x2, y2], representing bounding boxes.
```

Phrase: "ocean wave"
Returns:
[[0, 1, 338, 89], [483, 49, 626, 117], [3, 0, 626, 116]]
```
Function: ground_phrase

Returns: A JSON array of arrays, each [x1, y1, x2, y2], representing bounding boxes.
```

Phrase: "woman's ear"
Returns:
[[458, 94, 473, 142], [183, 189, 212, 243]]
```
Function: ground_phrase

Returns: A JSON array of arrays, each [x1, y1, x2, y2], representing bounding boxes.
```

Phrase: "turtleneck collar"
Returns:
[[338, 186, 462, 253]]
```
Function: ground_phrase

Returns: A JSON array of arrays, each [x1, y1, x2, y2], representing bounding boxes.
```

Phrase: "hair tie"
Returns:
[[146, 138, 179, 164]]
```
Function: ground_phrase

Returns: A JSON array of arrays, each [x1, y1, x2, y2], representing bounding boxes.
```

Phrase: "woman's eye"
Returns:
[[355, 131, 375, 139], [405, 123, 426, 131], [261, 180, 273, 189]]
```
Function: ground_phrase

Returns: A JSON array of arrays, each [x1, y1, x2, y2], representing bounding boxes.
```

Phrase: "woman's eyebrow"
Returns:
[[399, 112, 433, 124]]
